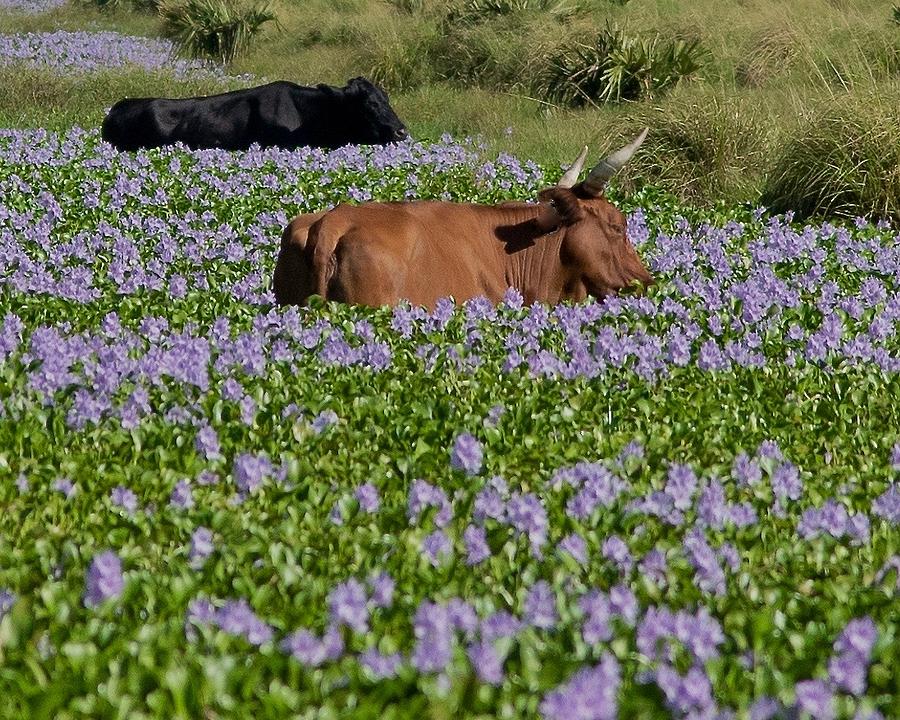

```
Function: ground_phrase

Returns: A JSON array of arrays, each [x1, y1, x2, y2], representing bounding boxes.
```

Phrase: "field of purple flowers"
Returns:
[[0, 127, 898, 719]]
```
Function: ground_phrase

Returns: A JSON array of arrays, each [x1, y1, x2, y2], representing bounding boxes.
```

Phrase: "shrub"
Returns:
[[761, 90, 900, 221], [539, 24, 706, 106], [611, 95, 770, 205], [384, 0, 426, 12], [449, 0, 582, 23], [893, 4, 900, 24], [158, 0, 278, 66], [736, 26, 799, 88]]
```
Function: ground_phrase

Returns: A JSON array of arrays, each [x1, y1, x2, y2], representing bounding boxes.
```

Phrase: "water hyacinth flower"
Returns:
[[467, 640, 504, 685], [215, 598, 273, 646], [523, 580, 557, 630], [602, 535, 634, 573], [559, 533, 588, 564], [368, 572, 394, 608], [354, 482, 380, 513], [281, 626, 344, 667], [232, 452, 272, 494], [15, 473, 28, 494], [359, 648, 403, 679], [110, 485, 138, 514], [539, 653, 621, 720], [463, 524, 491, 565], [0, 588, 16, 620], [188, 526, 214, 569], [450, 432, 483, 475], [195, 424, 222, 461], [411, 601, 453, 673], [84, 551, 124, 608], [328, 578, 369, 633], [53, 477, 76, 499], [169, 479, 194, 510], [311, 409, 338, 433], [794, 679, 834, 720], [421, 530, 452, 566]]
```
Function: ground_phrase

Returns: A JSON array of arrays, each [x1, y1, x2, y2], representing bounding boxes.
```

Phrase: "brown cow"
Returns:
[[273, 130, 653, 309]]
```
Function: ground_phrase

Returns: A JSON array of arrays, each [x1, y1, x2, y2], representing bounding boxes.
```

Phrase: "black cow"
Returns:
[[100, 77, 408, 152]]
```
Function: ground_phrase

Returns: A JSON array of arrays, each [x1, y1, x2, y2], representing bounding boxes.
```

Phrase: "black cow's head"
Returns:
[[342, 77, 408, 145], [532, 130, 654, 299]]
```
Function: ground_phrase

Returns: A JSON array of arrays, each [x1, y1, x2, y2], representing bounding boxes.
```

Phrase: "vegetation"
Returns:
[[540, 24, 707, 105], [1, 0, 899, 224], [0, 129, 897, 720], [158, 0, 278, 65]]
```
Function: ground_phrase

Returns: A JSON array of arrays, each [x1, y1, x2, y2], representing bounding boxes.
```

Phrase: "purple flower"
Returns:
[[169, 479, 194, 510], [468, 641, 504, 685], [408, 479, 451, 526], [232, 452, 271, 494], [216, 599, 273, 646], [311, 409, 338, 433], [189, 526, 214, 569], [638, 549, 669, 586], [355, 482, 380, 513], [506, 492, 548, 554], [110, 485, 138, 514], [749, 697, 782, 720], [539, 654, 620, 720], [447, 598, 478, 635], [523, 580, 557, 630], [665, 463, 698, 510], [84, 550, 124, 608], [328, 578, 369, 633], [411, 601, 453, 673], [828, 651, 869, 696], [0, 589, 16, 620], [480, 610, 522, 641], [281, 626, 343, 666], [450, 432, 483, 475], [794, 679, 834, 720], [421, 530, 452, 566], [359, 648, 403, 679], [602, 535, 633, 573], [834, 617, 877, 660], [54, 477, 76, 499], [463, 524, 491, 565], [15, 474, 28, 494], [873, 484, 899, 524], [368, 572, 394, 608], [195, 424, 222, 461], [559, 533, 588, 564]]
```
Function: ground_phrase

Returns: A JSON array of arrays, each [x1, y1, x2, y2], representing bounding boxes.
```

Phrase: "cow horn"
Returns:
[[581, 127, 649, 197], [557, 145, 588, 188]]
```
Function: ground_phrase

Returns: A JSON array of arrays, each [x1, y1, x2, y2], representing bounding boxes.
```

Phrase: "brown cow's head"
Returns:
[[532, 131, 654, 300]]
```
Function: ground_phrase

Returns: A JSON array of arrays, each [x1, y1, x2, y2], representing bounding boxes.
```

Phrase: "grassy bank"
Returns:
[[2, 0, 900, 218]]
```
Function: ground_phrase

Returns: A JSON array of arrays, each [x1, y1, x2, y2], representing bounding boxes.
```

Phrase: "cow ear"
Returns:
[[316, 83, 340, 96], [345, 77, 372, 94], [532, 200, 562, 234]]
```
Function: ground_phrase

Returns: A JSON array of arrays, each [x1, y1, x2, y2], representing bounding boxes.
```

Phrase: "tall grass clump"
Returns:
[[761, 89, 900, 221], [448, 0, 582, 23], [539, 24, 706, 106], [735, 26, 799, 88], [158, 0, 277, 65], [612, 94, 770, 204]]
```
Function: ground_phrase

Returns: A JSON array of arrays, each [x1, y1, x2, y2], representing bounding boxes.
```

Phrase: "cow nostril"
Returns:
[[395, 128, 408, 140]]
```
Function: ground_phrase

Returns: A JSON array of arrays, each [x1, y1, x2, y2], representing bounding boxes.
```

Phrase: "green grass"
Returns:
[[2, 0, 900, 215]]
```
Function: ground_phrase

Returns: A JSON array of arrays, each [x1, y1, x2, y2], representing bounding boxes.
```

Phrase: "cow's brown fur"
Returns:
[[273, 184, 652, 309]]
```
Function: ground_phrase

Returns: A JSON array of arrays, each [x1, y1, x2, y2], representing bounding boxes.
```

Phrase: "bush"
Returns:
[[611, 95, 770, 205], [735, 26, 798, 88], [158, 0, 278, 65], [447, 0, 582, 23], [761, 90, 900, 221], [539, 24, 706, 106]]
